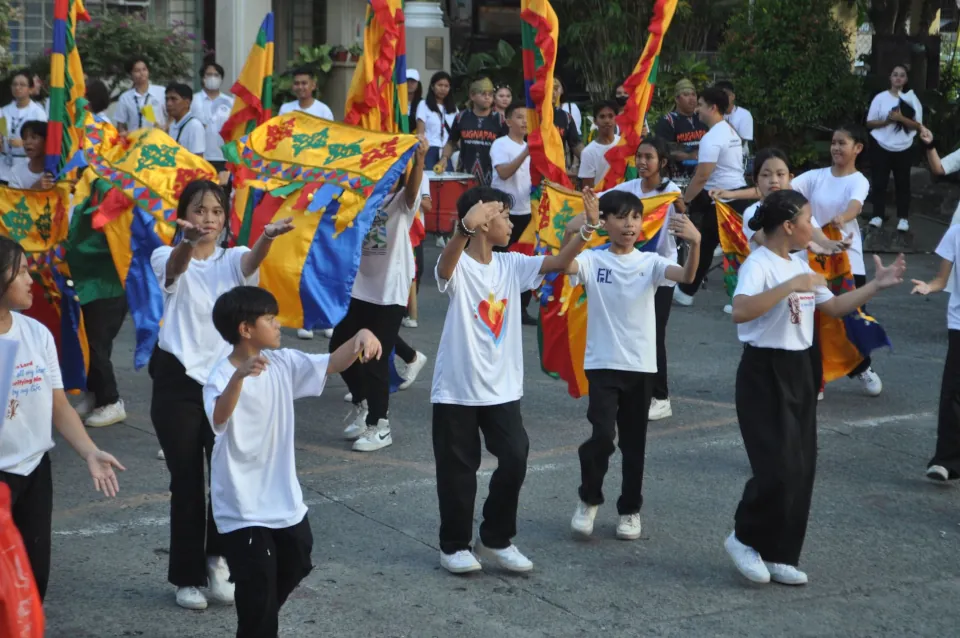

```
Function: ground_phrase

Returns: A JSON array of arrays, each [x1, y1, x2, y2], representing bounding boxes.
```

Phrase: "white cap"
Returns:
[[406, 68, 420, 83]]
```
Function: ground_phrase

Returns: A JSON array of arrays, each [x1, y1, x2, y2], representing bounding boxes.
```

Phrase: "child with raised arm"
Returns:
[[431, 185, 599, 575], [566, 190, 701, 540], [204, 286, 381, 638]]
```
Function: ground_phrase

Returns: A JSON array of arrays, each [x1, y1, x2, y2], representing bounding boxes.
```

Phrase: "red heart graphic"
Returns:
[[477, 294, 508, 343]]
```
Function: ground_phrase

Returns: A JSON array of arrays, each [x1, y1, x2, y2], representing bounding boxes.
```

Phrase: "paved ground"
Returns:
[[42, 220, 959, 637]]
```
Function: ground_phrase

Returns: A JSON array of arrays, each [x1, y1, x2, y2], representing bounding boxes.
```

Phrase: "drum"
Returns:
[[426, 172, 477, 234]]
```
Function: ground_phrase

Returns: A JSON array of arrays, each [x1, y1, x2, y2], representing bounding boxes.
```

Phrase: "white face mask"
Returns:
[[203, 76, 222, 91]]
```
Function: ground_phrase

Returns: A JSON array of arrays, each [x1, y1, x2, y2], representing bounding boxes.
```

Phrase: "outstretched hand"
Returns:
[[873, 253, 906, 290], [910, 279, 932, 295], [86, 450, 126, 498], [264, 217, 295, 239], [175, 219, 211, 243], [581, 187, 601, 226]]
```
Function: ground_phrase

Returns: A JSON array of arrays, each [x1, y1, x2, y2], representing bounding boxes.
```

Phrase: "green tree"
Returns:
[[0, 0, 13, 77], [719, 0, 865, 168]]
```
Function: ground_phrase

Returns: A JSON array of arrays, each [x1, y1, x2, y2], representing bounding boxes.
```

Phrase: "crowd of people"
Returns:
[[0, 54, 957, 638]]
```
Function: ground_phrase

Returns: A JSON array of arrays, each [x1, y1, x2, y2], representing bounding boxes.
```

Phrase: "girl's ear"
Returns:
[[853, 143, 864, 155]]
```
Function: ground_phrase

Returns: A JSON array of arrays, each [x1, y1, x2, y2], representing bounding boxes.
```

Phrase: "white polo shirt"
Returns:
[[115, 84, 168, 131]]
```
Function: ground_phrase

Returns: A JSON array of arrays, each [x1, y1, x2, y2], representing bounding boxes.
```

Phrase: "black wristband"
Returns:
[[923, 139, 936, 150]]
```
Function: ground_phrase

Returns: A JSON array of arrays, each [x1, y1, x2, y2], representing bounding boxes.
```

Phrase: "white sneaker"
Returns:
[[817, 391, 824, 401], [648, 398, 672, 421], [673, 287, 694, 307], [398, 352, 428, 391], [925, 464, 951, 482], [321, 328, 334, 338], [723, 304, 733, 315], [440, 550, 482, 574], [897, 218, 909, 232], [570, 501, 598, 537], [401, 316, 419, 328], [157, 448, 166, 461], [175, 586, 208, 610], [206, 556, 234, 604], [74, 392, 95, 418], [764, 562, 808, 585], [475, 541, 533, 573], [343, 392, 353, 403], [869, 216, 883, 229], [856, 367, 882, 397], [343, 400, 369, 440], [352, 419, 392, 452], [435, 236, 447, 248], [297, 329, 314, 340], [724, 532, 770, 583], [713, 245, 724, 258], [616, 513, 643, 540], [84, 400, 126, 428]]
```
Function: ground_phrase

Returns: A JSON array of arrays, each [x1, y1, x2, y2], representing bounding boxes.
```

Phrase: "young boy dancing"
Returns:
[[566, 190, 701, 540], [431, 185, 601, 574], [204, 286, 381, 637]]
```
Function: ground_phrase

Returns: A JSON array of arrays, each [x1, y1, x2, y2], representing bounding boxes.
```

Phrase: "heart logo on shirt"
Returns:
[[476, 293, 508, 345]]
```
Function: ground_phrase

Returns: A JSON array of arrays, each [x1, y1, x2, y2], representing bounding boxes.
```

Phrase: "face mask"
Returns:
[[204, 76, 222, 91], [615, 95, 628, 107]]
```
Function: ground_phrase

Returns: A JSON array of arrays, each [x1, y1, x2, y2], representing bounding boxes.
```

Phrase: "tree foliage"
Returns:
[[719, 0, 865, 167], [0, 0, 12, 78]]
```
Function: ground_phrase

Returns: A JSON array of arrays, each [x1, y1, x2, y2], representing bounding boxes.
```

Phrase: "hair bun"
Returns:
[[747, 208, 765, 231]]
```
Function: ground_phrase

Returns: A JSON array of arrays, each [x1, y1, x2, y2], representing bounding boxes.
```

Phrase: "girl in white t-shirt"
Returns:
[[149, 180, 294, 611], [0, 237, 125, 601], [416, 72, 457, 171], [331, 138, 427, 453], [725, 190, 905, 587]]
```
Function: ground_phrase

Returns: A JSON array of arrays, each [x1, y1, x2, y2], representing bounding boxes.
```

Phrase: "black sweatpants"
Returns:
[[433, 401, 529, 554], [870, 141, 912, 221], [579, 369, 654, 515], [81, 295, 128, 407], [495, 213, 534, 311], [679, 194, 750, 298], [222, 516, 314, 638], [653, 286, 673, 400], [330, 297, 405, 425], [150, 347, 224, 587], [395, 336, 416, 364], [734, 345, 817, 567], [0, 453, 52, 600], [930, 330, 960, 477]]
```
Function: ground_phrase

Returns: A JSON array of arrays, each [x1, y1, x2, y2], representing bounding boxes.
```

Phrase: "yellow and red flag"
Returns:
[[220, 13, 275, 144]]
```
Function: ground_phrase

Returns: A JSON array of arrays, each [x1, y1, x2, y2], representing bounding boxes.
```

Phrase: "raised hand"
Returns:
[[873, 253, 906, 290], [86, 450, 126, 498], [39, 172, 55, 190], [462, 200, 504, 232], [415, 135, 428, 163], [238, 354, 269, 378], [668, 213, 701, 244], [264, 216, 295, 239], [353, 328, 383, 363], [582, 187, 600, 226], [175, 218, 210, 243]]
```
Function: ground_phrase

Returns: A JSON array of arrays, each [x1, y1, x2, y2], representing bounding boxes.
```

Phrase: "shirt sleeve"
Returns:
[[867, 94, 884, 121], [202, 366, 230, 433], [228, 246, 258, 286], [568, 252, 592, 288], [850, 174, 870, 204], [577, 145, 596, 179], [41, 325, 64, 391], [941, 149, 960, 176], [280, 350, 330, 400], [697, 130, 721, 163], [511, 253, 546, 292], [652, 255, 672, 287], [935, 225, 960, 264], [448, 113, 462, 145], [114, 95, 131, 130], [733, 255, 766, 297], [184, 121, 206, 156], [741, 111, 754, 141], [790, 170, 814, 198], [150, 245, 177, 293], [490, 139, 509, 168], [435, 255, 458, 297]]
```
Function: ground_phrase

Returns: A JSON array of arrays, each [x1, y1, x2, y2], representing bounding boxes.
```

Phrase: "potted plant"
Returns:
[[348, 43, 363, 62], [331, 45, 348, 63]]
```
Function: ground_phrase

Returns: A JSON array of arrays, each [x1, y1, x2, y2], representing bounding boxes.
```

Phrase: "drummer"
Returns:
[[434, 78, 506, 186]]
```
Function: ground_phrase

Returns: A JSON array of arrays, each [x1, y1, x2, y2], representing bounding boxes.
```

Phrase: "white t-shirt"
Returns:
[[867, 91, 920, 152], [578, 135, 620, 185], [605, 179, 681, 286], [570, 249, 672, 372], [699, 121, 746, 193], [791, 168, 870, 275], [1, 101, 47, 161], [490, 136, 531, 215], [560, 102, 583, 134], [115, 85, 168, 132], [203, 350, 329, 533], [941, 149, 960, 225], [431, 252, 545, 406], [935, 225, 960, 330], [352, 188, 421, 307], [190, 92, 235, 162], [7, 162, 43, 189], [278, 99, 335, 120], [168, 115, 206, 156], [151, 246, 258, 384], [0, 314, 62, 476], [725, 106, 753, 141], [416, 101, 456, 149], [734, 247, 834, 350], [742, 199, 820, 260]]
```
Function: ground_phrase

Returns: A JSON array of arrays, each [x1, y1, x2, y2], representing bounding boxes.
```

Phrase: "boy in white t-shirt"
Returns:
[[432, 185, 600, 575], [578, 100, 620, 189], [566, 190, 701, 541], [205, 286, 381, 637]]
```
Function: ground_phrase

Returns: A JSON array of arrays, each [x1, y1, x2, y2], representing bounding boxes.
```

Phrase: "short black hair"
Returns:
[[200, 61, 225, 79], [598, 190, 643, 219], [9, 69, 33, 88], [20, 120, 47, 139], [126, 56, 149, 75], [699, 86, 729, 114], [86, 79, 111, 114], [166, 82, 193, 101], [291, 66, 316, 80], [714, 80, 735, 94], [213, 286, 280, 345], [592, 100, 618, 118], [456, 185, 514, 219], [504, 102, 525, 119], [752, 147, 791, 183]]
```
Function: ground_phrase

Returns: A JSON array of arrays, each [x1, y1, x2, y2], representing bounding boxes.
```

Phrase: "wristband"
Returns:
[[583, 220, 602, 231], [182, 236, 197, 246], [923, 138, 936, 150], [263, 229, 278, 240], [457, 219, 477, 237], [579, 226, 594, 242]]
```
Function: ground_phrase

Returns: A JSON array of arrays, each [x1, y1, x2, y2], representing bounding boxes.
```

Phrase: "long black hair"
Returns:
[[0, 237, 26, 300], [752, 147, 791, 184], [174, 180, 232, 250], [636, 135, 672, 192], [426, 71, 456, 116]]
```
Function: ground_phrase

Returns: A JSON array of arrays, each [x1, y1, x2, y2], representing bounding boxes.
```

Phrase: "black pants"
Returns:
[[653, 286, 673, 400], [395, 336, 416, 364], [222, 516, 313, 638], [414, 243, 424, 292], [734, 345, 817, 567], [870, 141, 912, 221], [494, 213, 534, 310], [330, 297, 405, 425], [847, 274, 872, 377], [930, 330, 960, 476], [433, 401, 529, 554], [679, 195, 750, 297], [579, 369, 654, 515], [82, 295, 128, 407], [149, 348, 224, 587], [0, 453, 52, 600]]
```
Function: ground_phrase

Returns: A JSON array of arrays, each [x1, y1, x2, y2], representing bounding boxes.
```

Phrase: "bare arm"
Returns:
[[404, 136, 427, 210], [831, 200, 863, 226], [731, 279, 803, 324], [683, 162, 715, 204], [240, 217, 295, 278], [436, 202, 505, 281], [328, 329, 382, 375], [911, 258, 953, 296], [416, 119, 426, 137], [817, 280, 881, 318], [52, 390, 125, 496], [663, 214, 702, 283], [865, 119, 888, 130], [494, 146, 529, 180], [164, 240, 197, 288], [711, 186, 760, 201]]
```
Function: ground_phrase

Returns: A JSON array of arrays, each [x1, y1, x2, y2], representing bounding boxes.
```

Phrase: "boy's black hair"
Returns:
[[86, 79, 111, 115], [714, 80, 735, 94], [291, 66, 316, 80], [598, 190, 643, 219], [456, 186, 514, 219], [9, 69, 34, 88], [126, 56, 149, 75], [166, 82, 193, 101], [592, 100, 618, 118], [504, 101, 525, 119], [200, 61, 225, 79], [699, 86, 729, 114], [20, 120, 47, 140], [213, 286, 280, 345]]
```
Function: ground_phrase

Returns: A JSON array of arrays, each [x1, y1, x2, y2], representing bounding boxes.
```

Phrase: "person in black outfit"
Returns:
[[437, 78, 505, 186], [654, 79, 708, 178]]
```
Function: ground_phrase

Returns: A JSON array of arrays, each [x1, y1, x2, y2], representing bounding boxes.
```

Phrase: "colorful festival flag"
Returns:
[[225, 112, 419, 331], [0, 184, 89, 390], [598, 0, 679, 189], [716, 199, 751, 299], [536, 182, 677, 397], [44, 0, 91, 178], [220, 13, 275, 144], [344, 0, 409, 134]]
